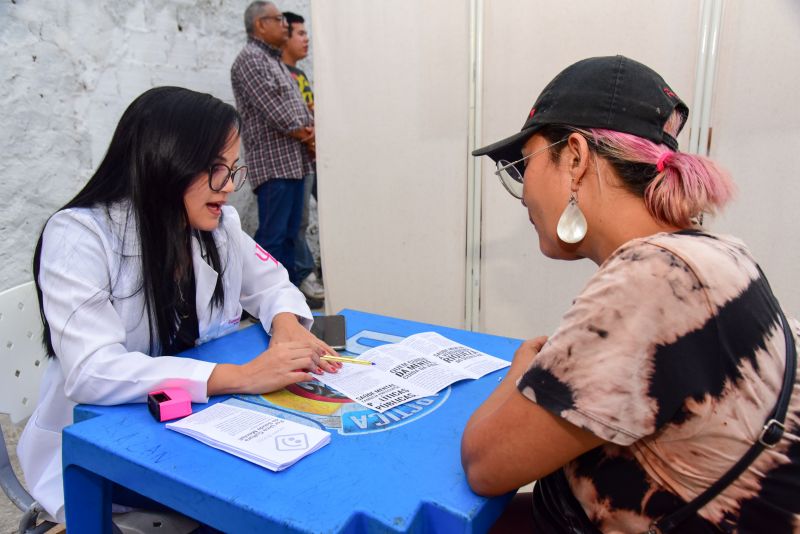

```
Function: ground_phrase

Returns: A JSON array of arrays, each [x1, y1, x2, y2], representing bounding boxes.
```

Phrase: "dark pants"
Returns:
[[294, 173, 316, 284], [254, 178, 304, 285]]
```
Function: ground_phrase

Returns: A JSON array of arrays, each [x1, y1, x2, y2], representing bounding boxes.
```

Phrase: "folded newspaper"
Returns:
[[314, 331, 510, 413], [166, 401, 330, 471]]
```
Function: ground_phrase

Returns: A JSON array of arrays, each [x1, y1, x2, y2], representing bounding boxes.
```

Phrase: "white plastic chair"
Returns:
[[0, 283, 198, 534], [0, 282, 54, 534]]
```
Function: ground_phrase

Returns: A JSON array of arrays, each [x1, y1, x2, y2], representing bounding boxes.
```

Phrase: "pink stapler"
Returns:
[[147, 388, 192, 422]]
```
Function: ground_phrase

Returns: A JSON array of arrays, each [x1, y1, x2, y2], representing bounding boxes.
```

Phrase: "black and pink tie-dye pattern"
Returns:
[[519, 231, 800, 533]]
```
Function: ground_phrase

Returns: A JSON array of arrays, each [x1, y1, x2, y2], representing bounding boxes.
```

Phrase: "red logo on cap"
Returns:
[[528, 107, 536, 118], [663, 87, 677, 99]]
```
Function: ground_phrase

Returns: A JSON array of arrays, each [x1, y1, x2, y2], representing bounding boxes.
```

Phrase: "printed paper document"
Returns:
[[314, 332, 510, 412], [166, 401, 330, 471]]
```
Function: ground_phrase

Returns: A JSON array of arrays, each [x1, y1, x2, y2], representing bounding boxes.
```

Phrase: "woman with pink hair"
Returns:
[[463, 56, 799, 533]]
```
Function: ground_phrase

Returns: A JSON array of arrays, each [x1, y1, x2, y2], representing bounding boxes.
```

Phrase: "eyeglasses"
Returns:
[[208, 163, 248, 192], [494, 139, 566, 199], [260, 14, 286, 24]]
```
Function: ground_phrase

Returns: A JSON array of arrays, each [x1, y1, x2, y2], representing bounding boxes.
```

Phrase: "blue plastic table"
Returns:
[[62, 309, 521, 533]]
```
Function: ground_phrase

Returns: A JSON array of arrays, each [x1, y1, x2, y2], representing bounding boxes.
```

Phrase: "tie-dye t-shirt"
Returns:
[[518, 231, 800, 533]]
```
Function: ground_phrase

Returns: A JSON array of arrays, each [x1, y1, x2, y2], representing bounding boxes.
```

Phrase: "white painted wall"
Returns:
[[1, 0, 312, 289], [312, 0, 470, 328]]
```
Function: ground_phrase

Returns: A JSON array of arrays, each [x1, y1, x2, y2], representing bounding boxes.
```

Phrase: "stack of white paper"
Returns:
[[166, 402, 330, 471]]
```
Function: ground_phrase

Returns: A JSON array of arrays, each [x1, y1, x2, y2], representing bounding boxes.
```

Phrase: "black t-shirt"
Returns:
[[164, 269, 198, 355]]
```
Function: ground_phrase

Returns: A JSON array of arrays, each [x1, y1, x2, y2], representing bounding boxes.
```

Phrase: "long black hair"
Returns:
[[33, 86, 241, 356]]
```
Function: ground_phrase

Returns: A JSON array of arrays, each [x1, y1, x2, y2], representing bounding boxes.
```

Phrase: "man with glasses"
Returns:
[[231, 1, 323, 303]]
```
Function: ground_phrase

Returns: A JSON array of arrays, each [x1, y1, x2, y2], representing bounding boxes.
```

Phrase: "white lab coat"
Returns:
[[18, 201, 312, 522]]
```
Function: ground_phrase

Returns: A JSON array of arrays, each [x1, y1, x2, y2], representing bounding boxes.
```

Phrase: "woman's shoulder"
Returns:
[[592, 230, 762, 324], [48, 201, 132, 227], [644, 230, 751, 259], [44, 205, 106, 241], [612, 230, 746, 258], [44, 201, 138, 256], [606, 231, 756, 280], [47, 204, 97, 224]]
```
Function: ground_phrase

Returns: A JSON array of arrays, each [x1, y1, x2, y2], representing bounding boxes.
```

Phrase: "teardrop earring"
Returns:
[[556, 193, 587, 243]]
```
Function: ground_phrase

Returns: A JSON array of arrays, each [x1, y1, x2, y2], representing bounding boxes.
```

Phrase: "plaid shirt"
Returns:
[[230, 38, 313, 188]]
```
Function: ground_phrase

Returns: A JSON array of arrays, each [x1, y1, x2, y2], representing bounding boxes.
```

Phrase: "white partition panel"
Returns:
[[711, 1, 800, 316], [312, 0, 470, 327], [311, 0, 799, 339], [478, 0, 702, 339]]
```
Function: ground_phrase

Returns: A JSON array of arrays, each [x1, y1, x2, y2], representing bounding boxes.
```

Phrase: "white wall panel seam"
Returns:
[[698, 0, 725, 156], [465, 0, 484, 331], [689, 0, 712, 154]]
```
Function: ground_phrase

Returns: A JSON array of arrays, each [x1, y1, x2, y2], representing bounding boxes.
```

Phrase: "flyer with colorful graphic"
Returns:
[[233, 330, 506, 434]]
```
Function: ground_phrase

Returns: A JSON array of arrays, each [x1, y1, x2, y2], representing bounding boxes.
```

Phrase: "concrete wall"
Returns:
[[0, 0, 312, 289]]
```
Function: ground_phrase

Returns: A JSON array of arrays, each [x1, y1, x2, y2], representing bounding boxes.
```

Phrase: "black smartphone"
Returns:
[[311, 314, 347, 350]]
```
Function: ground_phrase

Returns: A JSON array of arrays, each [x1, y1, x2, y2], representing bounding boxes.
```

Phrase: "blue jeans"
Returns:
[[295, 173, 316, 283], [254, 178, 304, 285]]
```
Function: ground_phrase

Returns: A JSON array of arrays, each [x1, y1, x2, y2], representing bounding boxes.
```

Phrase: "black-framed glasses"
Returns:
[[208, 163, 248, 192], [494, 138, 566, 199], [260, 14, 287, 24]]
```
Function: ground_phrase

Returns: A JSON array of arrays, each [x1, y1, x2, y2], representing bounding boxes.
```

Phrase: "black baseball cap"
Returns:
[[473, 55, 689, 163]]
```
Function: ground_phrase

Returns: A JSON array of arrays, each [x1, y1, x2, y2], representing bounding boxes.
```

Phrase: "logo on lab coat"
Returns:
[[255, 244, 279, 265]]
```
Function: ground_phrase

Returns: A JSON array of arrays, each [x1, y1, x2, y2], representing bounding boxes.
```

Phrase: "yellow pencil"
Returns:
[[321, 355, 375, 366]]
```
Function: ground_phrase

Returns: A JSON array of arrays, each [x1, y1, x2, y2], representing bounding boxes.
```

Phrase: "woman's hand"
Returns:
[[240, 341, 324, 393], [270, 312, 341, 373], [462, 335, 550, 431], [507, 336, 549, 380], [208, 341, 335, 396]]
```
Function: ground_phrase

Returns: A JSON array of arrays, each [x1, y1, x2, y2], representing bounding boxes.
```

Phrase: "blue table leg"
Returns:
[[64, 464, 114, 533]]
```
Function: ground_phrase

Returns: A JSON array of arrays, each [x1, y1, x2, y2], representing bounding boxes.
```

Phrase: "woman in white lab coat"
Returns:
[[18, 86, 339, 523]]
